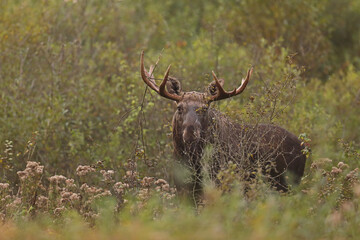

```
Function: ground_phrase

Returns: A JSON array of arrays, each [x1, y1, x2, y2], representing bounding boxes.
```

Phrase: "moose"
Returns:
[[140, 51, 306, 201]]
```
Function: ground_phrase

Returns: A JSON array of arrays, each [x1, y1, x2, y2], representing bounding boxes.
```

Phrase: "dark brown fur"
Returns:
[[140, 53, 306, 201], [169, 88, 306, 198]]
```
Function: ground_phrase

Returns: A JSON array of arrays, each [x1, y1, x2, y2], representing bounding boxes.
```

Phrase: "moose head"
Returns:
[[140, 51, 253, 146]]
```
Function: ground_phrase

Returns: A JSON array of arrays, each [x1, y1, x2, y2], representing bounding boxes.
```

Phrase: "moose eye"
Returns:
[[177, 106, 183, 113], [196, 106, 208, 114]]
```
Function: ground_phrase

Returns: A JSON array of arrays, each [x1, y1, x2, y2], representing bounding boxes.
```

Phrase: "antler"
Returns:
[[140, 51, 182, 102], [210, 67, 253, 101]]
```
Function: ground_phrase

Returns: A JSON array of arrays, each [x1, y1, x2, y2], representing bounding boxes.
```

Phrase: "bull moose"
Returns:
[[140, 51, 306, 201]]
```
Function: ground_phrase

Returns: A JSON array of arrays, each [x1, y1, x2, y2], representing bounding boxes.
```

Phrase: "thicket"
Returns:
[[0, 0, 360, 239]]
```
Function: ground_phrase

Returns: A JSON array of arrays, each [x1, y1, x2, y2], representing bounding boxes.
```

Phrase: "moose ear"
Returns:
[[166, 77, 182, 95], [207, 78, 224, 96]]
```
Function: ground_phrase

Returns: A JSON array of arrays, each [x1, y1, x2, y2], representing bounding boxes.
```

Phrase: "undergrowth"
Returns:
[[1, 0, 360, 239]]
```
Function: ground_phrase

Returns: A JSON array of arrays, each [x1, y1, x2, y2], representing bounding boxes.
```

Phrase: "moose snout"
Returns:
[[183, 126, 201, 143], [182, 118, 201, 143]]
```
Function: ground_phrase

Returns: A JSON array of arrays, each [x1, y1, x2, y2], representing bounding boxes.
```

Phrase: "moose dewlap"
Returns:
[[140, 51, 306, 198]]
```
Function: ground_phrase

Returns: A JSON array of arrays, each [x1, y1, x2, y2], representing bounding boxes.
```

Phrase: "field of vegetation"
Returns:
[[1, 0, 360, 239]]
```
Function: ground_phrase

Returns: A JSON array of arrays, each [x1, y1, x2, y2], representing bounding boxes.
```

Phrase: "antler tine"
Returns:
[[210, 67, 253, 101], [236, 67, 253, 94], [159, 64, 171, 95], [140, 51, 182, 102], [157, 65, 182, 101], [211, 71, 236, 101], [140, 51, 159, 92]]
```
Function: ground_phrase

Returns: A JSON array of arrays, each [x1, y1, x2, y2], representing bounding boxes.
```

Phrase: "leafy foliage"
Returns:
[[0, 0, 360, 239]]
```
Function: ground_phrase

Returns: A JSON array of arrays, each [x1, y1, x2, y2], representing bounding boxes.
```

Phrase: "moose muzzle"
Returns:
[[182, 113, 201, 143]]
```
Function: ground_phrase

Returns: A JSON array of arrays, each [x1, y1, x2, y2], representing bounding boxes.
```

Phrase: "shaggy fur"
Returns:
[[169, 87, 306, 198]]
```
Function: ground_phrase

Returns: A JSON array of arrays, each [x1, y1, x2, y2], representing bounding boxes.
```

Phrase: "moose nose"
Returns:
[[183, 126, 201, 143], [182, 121, 201, 143]]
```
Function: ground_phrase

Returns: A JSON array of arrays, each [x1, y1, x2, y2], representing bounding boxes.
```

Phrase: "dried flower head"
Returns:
[[36, 195, 49, 209], [65, 178, 77, 189], [76, 165, 96, 177], [100, 170, 115, 183], [346, 168, 359, 181], [0, 183, 9, 190], [80, 183, 103, 195], [113, 182, 129, 195], [337, 162, 349, 170], [141, 177, 155, 188], [154, 179, 168, 186], [331, 167, 342, 175], [6, 197, 22, 210], [60, 191, 81, 204], [138, 188, 150, 201], [17, 161, 44, 181], [49, 175, 67, 184], [161, 183, 170, 192]]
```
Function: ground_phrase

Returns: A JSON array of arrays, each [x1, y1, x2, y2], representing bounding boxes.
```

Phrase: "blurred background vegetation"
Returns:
[[0, 0, 360, 238], [1, 0, 359, 181]]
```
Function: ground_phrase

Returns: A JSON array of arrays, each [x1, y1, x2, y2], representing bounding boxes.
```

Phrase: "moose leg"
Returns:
[[269, 169, 288, 192], [190, 163, 203, 207], [193, 166, 204, 205], [172, 161, 203, 206]]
